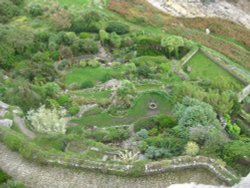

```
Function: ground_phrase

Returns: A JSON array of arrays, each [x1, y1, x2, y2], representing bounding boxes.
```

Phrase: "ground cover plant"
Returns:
[[0, 0, 249, 184]]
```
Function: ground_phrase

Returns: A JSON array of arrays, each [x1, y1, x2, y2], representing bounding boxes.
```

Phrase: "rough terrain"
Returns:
[[147, 0, 250, 29]]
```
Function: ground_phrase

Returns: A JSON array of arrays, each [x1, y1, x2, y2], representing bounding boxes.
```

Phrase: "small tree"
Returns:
[[27, 105, 67, 134]]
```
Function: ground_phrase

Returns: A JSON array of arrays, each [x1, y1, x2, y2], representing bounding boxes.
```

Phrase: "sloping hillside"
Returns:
[[147, 0, 250, 29]]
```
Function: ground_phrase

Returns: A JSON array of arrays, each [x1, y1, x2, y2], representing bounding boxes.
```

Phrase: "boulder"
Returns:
[[0, 101, 9, 109], [0, 119, 13, 128]]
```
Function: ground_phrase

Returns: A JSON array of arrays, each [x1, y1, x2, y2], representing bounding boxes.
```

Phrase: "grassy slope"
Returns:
[[108, 0, 250, 69], [73, 92, 173, 127], [186, 51, 243, 89]]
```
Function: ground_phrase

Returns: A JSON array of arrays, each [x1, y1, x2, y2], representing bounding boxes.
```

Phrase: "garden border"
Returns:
[[0, 126, 239, 186]]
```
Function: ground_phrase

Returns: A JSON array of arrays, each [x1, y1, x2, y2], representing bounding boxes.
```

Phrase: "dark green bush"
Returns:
[[156, 115, 177, 129], [0, 170, 10, 184], [80, 81, 94, 89], [28, 4, 43, 17], [106, 22, 129, 35], [134, 117, 157, 132], [0, 0, 19, 23]]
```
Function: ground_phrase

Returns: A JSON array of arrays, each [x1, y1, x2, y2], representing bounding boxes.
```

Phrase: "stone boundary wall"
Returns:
[[181, 47, 199, 67], [237, 84, 250, 103], [200, 48, 249, 85], [0, 127, 239, 186]]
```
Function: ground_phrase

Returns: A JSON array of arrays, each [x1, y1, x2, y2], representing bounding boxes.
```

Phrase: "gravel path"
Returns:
[[0, 142, 225, 188]]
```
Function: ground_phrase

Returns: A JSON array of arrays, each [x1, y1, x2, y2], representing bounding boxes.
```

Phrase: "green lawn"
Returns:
[[57, 0, 90, 6], [65, 66, 124, 86], [72, 91, 173, 127], [186, 51, 243, 90]]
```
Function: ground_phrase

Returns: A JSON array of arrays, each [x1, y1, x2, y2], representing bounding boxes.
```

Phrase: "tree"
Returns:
[[5, 26, 35, 54], [161, 36, 184, 59], [27, 105, 67, 134]]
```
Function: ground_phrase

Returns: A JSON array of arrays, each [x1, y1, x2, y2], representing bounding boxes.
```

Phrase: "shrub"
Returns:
[[57, 95, 71, 106], [79, 32, 92, 39], [156, 115, 177, 129], [225, 115, 241, 139], [27, 105, 67, 134], [106, 21, 129, 35], [134, 117, 157, 132], [28, 3, 43, 17], [223, 138, 250, 165], [136, 129, 148, 139], [185, 141, 199, 156], [87, 59, 99, 67], [174, 97, 220, 128], [80, 38, 98, 54], [0, 170, 10, 184], [0, 0, 19, 23], [68, 106, 80, 116], [80, 81, 94, 89], [0, 44, 15, 69], [145, 146, 171, 159]]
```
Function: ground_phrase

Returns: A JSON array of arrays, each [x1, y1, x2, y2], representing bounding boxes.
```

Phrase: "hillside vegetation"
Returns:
[[0, 0, 249, 187]]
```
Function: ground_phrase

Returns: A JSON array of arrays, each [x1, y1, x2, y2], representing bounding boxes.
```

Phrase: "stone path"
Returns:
[[0, 142, 225, 188]]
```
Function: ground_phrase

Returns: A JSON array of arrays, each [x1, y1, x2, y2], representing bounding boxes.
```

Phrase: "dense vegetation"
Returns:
[[0, 0, 249, 182]]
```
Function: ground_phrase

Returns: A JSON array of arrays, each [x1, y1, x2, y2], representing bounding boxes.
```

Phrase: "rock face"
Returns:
[[0, 119, 13, 128], [147, 0, 250, 29]]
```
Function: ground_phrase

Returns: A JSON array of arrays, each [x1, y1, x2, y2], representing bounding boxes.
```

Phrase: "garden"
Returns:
[[0, 0, 249, 186]]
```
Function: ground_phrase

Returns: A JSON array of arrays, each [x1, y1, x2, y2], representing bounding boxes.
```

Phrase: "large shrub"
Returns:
[[174, 97, 220, 128], [105, 21, 129, 35], [27, 105, 67, 134], [0, 0, 19, 23], [223, 138, 250, 165]]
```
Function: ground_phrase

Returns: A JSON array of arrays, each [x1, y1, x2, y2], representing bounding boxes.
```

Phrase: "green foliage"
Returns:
[[28, 3, 43, 17], [161, 35, 185, 59], [80, 81, 94, 89], [80, 38, 98, 54], [225, 115, 241, 139], [87, 128, 130, 143], [106, 21, 129, 35], [185, 141, 199, 156], [134, 117, 158, 132], [0, 0, 19, 23], [57, 95, 71, 107], [136, 37, 164, 56], [223, 138, 250, 165], [0, 170, 10, 184], [71, 11, 101, 33], [136, 129, 148, 139], [156, 115, 177, 129], [68, 106, 80, 116], [174, 97, 220, 128], [145, 146, 171, 159], [0, 44, 15, 69]]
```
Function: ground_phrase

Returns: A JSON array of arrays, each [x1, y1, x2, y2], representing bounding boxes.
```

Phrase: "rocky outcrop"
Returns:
[[147, 0, 250, 29]]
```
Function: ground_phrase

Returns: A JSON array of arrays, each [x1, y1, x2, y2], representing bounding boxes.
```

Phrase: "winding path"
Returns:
[[0, 143, 225, 188]]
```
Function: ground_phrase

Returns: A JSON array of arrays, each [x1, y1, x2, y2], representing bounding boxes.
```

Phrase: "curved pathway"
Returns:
[[0, 143, 225, 188]]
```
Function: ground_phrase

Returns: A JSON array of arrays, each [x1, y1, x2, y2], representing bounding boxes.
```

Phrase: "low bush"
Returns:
[[80, 81, 94, 89], [134, 117, 157, 132], [106, 21, 129, 35]]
